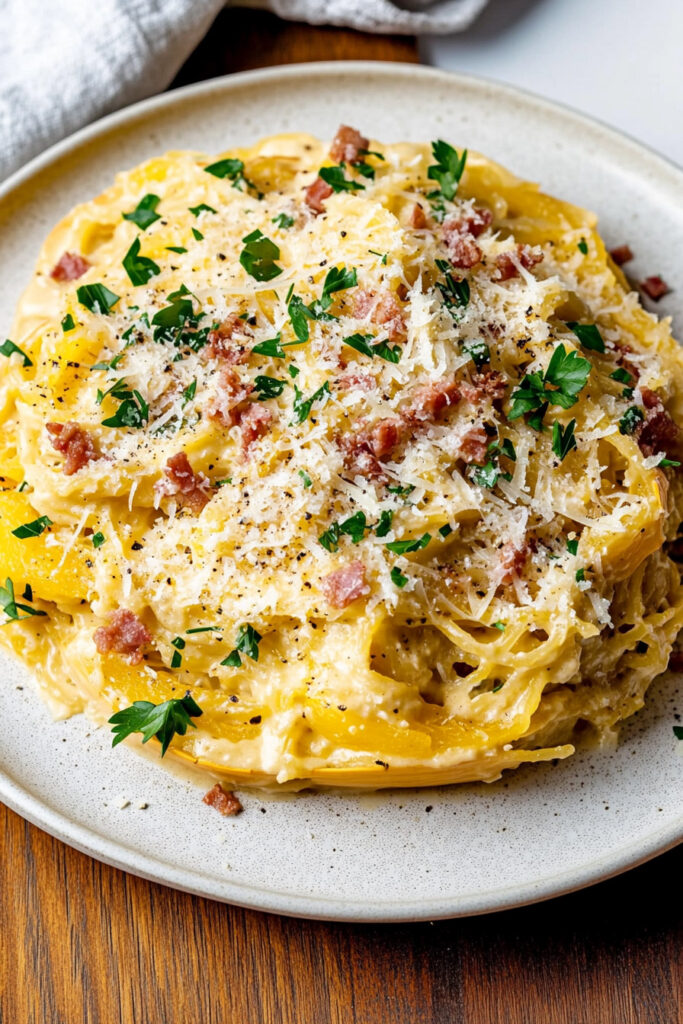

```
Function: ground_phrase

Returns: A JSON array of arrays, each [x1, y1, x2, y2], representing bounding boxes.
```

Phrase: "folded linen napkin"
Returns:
[[0, 0, 487, 182]]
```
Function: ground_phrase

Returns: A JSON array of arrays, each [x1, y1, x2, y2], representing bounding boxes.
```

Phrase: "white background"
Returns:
[[422, 0, 683, 166]]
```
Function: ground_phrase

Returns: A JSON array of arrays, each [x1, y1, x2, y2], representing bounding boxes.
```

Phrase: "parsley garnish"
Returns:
[[552, 419, 577, 461], [272, 212, 295, 229], [0, 577, 46, 621], [342, 333, 400, 364], [291, 381, 330, 424], [170, 635, 185, 670], [77, 283, 120, 316], [463, 339, 489, 370], [390, 566, 408, 588], [191, 228, 204, 241], [318, 165, 365, 193], [619, 406, 644, 435], [99, 379, 149, 429], [11, 515, 52, 539], [151, 298, 194, 329], [91, 351, 125, 372], [470, 438, 515, 489], [427, 140, 467, 200], [0, 339, 32, 367], [298, 469, 312, 488], [567, 322, 605, 353], [122, 238, 160, 286], [186, 625, 223, 634], [189, 203, 217, 217], [288, 266, 357, 342], [610, 367, 632, 385], [435, 258, 470, 314], [577, 238, 588, 255], [252, 334, 292, 359], [182, 380, 197, 406], [508, 345, 591, 426], [575, 568, 585, 582], [92, 532, 105, 548], [221, 624, 262, 667], [288, 364, 299, 379], [340, 511, 367, 544], [166, 246, 188, 254], [385, 534, 431, 555], [122, 194, 161, 230], [566, 538, 578, 556], [61, 314, 75, 333], [254, 375, 286, 400], [204, 157, 258, 194], [660, 458, 681, 468], [493, 621, 506, 631], [318, 523, 341, 552], [368, 250, 388, 264], [439, 524, 453, 538], [108, 693, 202, 756], [239, 230, 282, 282], [387, 484, 415, 500], [375, 510, 393, 538]]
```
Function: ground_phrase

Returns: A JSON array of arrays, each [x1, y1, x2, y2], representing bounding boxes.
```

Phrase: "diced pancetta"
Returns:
[[50, 251, 91, 282], [206, 313, 252, 363], [304, 176, 333, 215], [329, 124, 369, 164], [207, 368, 253, 427], [637, 388, 680, 458], [93, 609, 151, 664], [409, 203, 427, 229], [203, 783, 243, 816], [320, 561, 370, 609], [460, 370, 507, 405], [46, 421, 100, 475], [457, 423, 489, 464], [494, 245, 543, 281], [240, 403, 274, 456], [640, 276, 669, 301], [403, 376, 461, 425], [155, 452, 211, 512], [352, 289, 407, 342], [497, 541, 531, 585], [335, 370, 376, 392], [609, 245, 634, 266]]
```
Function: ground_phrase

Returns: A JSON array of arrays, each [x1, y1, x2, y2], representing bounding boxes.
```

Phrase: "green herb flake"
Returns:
[[508, 345, 591, 426], [272, 212, 295, 229], [375, 510, 393, 538], [108, 693, 202, 756], [221, 624, 262, 668], [122, 238, 160, 287], [61, 314, 76, 333], [318, 165, 365, 193], [427, 140, 467, 200], [191, 227, 204, 241], [122, 194, 161, 230], [170, 650, 182, 669], [567, 321, 605, 353], [610, 367, 632, 385], [0, 339, 32, 367], [552, 419, 577, 461], [239, 229, 282, 282], [342, 332, 400, 364], [566, 537, 579, 556], [186, 625, 223, 634], [493, 621, 506, 631], [575, 568, 585, 582], [254, 375, 286, 400], [463, 339, 489, 370], [77, 283, 120, 316], [189, 203, 217, 217], [291, 381, 330, 425], [660, 458, 681, 468], [287, 364, 300, 379], [435, 258, 470, 315], [318, 523, 341, 553], [619, 406, 645, 435], [298, 469, 312, 488], [438, 524, 453, 538], [368, 249, 388, 265], [166, 246, 188, 254], [99, 379, 149, 429], [0, 577, 47, 622], [387, 483, 415, 500], [182, 380, 197, 406], [673, 726, 683, 740], [390, 566, 408, 588], [11, 515, 52, 539], [385, 534, 431, 555], [203, 157, 259, 194], [577, 238, 588, 255], [339, 511, 367, 544], [92, 532, 106, 548]]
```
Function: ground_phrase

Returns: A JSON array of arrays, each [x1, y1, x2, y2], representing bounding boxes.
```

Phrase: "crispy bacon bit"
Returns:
[[207, 313, 252, 363], [203, 783, 243, 817], [403, 376, 461, 425], [93, 609, 151, 664], [370, 417, 405, 458], [495, 245, 543, 281], [50, 251, 91, 282], [321, 561, 370, 609], [460, 370, 508, 406], [609, 245, 634, 266], [352, 289, 407, 342], [636, 387, 680, 458], [457, 424, 489, 464], [640, 275, 669, 301], [207, 368, 253, 427], [240, 403, 274, 456], [498, 541, 531, 585], [612, 341, 641, 382], [445, 233, 482, 270], [338, 417, 405, 481], [46, 421, 99, 475], [335, 370, 376, 392], [329, 124, 369, 164], [156, 452, 211, 513], [304, 176, 333, 215], [443, 207, 492, 242], [409, 203, 427, 229]]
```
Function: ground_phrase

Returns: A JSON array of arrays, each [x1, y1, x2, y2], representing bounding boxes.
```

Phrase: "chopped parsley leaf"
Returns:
[[318, 523, 341, 552], [0, 339, 32, 367], [353, 162, 375, 180], [566, 538, 579, 556], [567, 321, 605, 353], [674, 726, 683, 740], [287, 266, 356, 342], [470, 461, 510, 489], [387, 483, 415, 500], [298, 469, 312, 488], [170, 650, 182, 669], [342, 332, 401, 364], [427, 140, 467, 200], [122, 237, 160, 286], [508, 345, 591, 425], [272, 212, 295, 229], [577, 238, 588, 255], [368, 249, 388, 264], [385, 534, 431, 555], [191, 227, 204, 241], [182, 380, 197, 406], [287, 364, 299, 379], [92, 351, 125, 372], [318, 165, 365, 193], [375, 510, 393, 538], [291, 381, 330, 424], [189, 203, 217, 217], [166, 246, 188, 254], [390, 566, 408, 588], [204, 157, 259, 195], [0, 577, 46, 621], [186, 625, 223, 634], [92, 532, 106, 548], [99, 379, 149, 429], [438, 524, 453, 538], [254, 375, 286, 400], [61, 314, 75, 333], [463, 339, 489, 370], [552, 419, 577, 461], [108, 693, 202, 756], [610, 367, 633, 385], [435, 258, 470, 314], [77, 283, 120, 316], [493, 621, 506, 631], [619, 405, 644, 435], [660, 458, 681, 468], [575, 568, 585, 582], [252, 333, 288, 358], [11, 515, 52, 539], [239, 229, 282, 282], [339, 511, 367, 544], [221, 624, 262, 667], [122, 193, 161, 230]]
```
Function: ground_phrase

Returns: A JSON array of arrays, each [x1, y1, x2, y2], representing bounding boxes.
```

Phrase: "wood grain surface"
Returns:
[[1, 10, 681, 1024]]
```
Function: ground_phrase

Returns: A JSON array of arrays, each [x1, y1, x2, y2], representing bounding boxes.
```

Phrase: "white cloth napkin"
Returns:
[[0, 0, 487, 183]]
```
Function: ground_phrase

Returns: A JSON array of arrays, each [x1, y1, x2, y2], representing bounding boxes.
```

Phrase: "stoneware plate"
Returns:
[[0, 63, 681, 922]]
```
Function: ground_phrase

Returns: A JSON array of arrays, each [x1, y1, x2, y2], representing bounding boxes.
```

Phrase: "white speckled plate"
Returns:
[[0, 63, 682, 922]]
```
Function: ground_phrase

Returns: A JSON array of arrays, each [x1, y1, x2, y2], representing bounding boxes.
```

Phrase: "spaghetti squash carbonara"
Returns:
[[0, 125, 681, 788]]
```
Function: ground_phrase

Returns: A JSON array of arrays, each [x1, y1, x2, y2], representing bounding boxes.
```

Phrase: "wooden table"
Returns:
[[2, 11, 681, 1023]]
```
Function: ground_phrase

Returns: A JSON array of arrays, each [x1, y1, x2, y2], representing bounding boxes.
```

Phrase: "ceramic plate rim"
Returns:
[[0, 61, 681, 922]]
